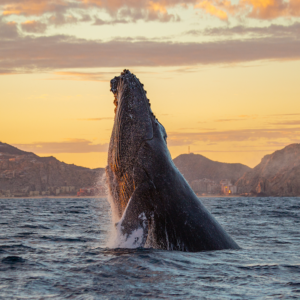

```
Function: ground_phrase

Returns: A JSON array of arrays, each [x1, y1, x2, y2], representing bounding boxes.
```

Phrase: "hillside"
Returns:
[[3, 141, 300, 197], [0, 142, 105, 197], [236, 144, 300, 196], [0, 142, 34, 156], [173, 153, 251, 183]]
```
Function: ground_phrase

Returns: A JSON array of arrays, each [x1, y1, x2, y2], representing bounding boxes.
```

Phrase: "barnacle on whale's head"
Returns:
[[110, 69, 155, 117]]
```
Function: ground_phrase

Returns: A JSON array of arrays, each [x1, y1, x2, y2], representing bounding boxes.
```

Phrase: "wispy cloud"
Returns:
[[214, 115, 258, 122], [214, 118, 246, 122], [0, 0, 182, 24], [0, 0, 299, 32], [195, 0, 229, 21], [239, 115, 258, 119], [168, 127, 300, 146], [53, 71, 110, 82], [193, 149, 281, 153], [244, 0, 300, 20], [1, 30, 300, 73], [193, 0, 300, 20], [0, 18, 18, 40], [186, 22, 300, 38], [78, 117, 113, 121], [271, 113, 300, 116], [1, 0, 70, 16], [93, 17, 129, 26], [269, 120, 300, 126], [13, 139, 108, 154], [177, 127, 216, 130], [21, 20, 47, 33]]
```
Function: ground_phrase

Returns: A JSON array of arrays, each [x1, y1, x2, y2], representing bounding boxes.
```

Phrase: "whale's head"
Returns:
[[107, 70, 166, 216], [108, 69, 154, 177]]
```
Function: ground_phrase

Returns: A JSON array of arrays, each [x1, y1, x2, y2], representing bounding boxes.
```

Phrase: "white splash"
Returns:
[[106, 190, 147, 249], [105, 192, 121, 248], [114, 222, 145, 249]]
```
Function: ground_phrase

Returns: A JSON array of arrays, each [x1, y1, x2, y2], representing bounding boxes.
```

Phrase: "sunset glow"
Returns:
[[1, 0, 299, 169]]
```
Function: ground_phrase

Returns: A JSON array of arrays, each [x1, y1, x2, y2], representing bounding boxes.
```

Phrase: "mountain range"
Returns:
[[173, 153, 250, 184], [0, 142, 104, 197], [236, 144, 300, 197], [1, 141, 300, 197]]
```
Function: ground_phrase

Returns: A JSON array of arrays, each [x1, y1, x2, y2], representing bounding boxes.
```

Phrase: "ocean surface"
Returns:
[[0, 196, 300, 299]]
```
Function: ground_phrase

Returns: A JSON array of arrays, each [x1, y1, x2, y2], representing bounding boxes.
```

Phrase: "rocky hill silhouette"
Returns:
[[236, 144, 300, 196], [2, 142, 300, 197], [173, 153, 251, 183], [0, 142, 104, 196], [0, 142, 33, 156]]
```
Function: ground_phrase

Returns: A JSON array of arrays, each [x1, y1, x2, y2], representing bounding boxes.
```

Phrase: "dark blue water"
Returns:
[[0, 197, 300, 299]]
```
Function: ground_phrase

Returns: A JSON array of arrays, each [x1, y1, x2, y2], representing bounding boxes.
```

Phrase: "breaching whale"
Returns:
[[106, 69, 240, 252]]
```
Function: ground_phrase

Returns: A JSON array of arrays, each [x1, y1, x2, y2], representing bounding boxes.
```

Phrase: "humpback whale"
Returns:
[[106, 70, 240, 252]]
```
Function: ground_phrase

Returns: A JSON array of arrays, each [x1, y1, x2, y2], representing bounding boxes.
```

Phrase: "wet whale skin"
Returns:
[[106, 70, 240, 252]]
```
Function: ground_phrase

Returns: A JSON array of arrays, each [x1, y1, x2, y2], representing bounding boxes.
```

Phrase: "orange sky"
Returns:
[[1, 1, 300, 169]]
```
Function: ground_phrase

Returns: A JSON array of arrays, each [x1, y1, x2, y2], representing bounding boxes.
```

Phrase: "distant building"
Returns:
[[14, 192, 26, 197], [29, 191, 40, 196], [191, 178, 220, 195], [77, 186, 106, 197], [220, 179, 237, 195], [41, 191, 50, 196]]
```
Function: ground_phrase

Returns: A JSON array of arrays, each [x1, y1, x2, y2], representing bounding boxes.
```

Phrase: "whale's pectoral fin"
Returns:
[[119, 180, 154, 247]]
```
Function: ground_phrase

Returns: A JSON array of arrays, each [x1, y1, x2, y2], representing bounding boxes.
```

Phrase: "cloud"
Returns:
[[0, 18, 18, 39], [193, 149, 279, 152], [271, 113, 300, 116], [194, 0, 230, 21], [186, 22, 300, 38], [268, 120, 300, 126], [53, 71, 110, 81], [78, 117, 113, 121], [178, 127, 216, 130], [1, 0, 62, 16], [239, 115, 257, 118], [193, 0, 300, 20], [114, 6, 180, 22], [82, 0, 183, 22], [0, 0, 183, 23], [47, 13, 79, 26], [0, 69, 14, 74], [214, 118, 246, 122], [0, 0, 299, 25], [21, 20, 47, 33], [13, 139, 109, 154], [93, 17, 129, 25], [243, 0, 300, 20], [167, 127, 300, 146], [1, 29, 300, 73], [213, 115, 258, 122]]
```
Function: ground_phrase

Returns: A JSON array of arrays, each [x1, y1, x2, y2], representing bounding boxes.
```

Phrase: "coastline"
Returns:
[[0, 195, 242, 199], [0, 195, 108, 199]]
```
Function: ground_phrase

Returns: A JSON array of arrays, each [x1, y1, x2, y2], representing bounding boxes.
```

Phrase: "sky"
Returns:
[[0, 0, 300, 169]]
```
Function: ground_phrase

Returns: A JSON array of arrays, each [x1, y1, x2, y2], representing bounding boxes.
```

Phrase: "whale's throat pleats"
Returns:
[[107, 72, 153, 218]]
